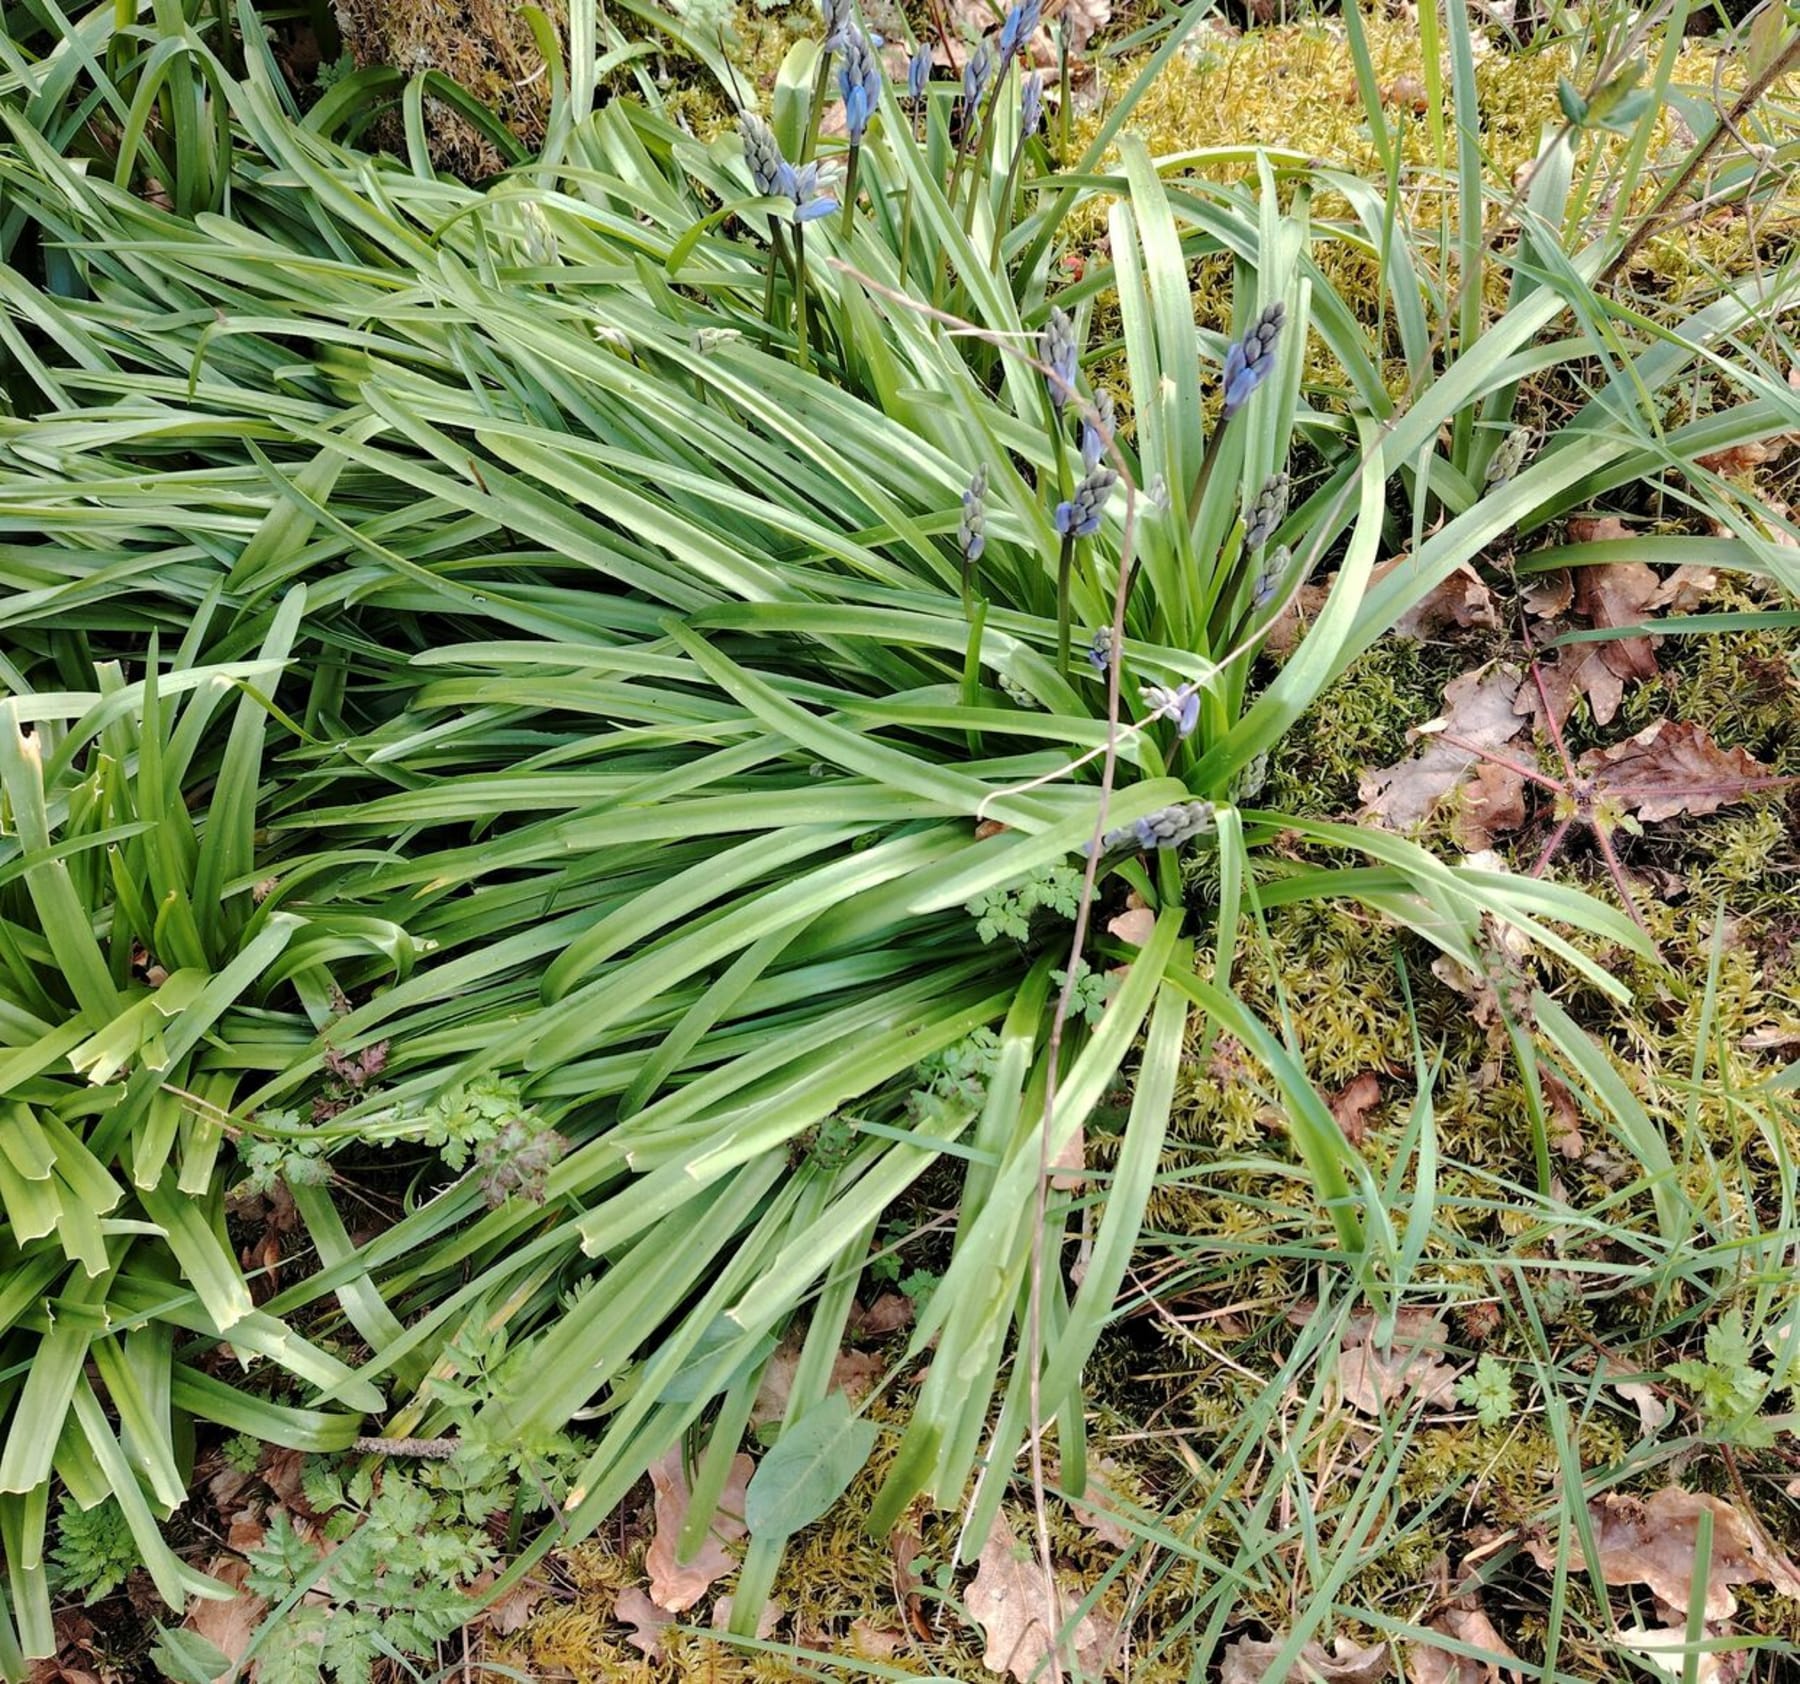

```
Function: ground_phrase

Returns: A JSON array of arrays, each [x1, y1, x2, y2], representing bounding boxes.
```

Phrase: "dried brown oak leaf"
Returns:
[[178, 1558, 266, 1681], [1334, 1309, 1459, 1415], [615, 1586, 675, 1660], [1613, 1624, 1746, 1684], [1453, 760, 1528, 850], [1360, 664, 1526, 831], [1329, 1074, 1382, 1147], [1405, 1597, 1523, 1684], [1571, 552, 1660, 685], [645, 1445, 752, 1613], [1576, 721, 1775, 823], [967, 1512, 1120, 1682], [1218, 1634, 1390, 1682], [1522, 1487, 1800, 1620], [1377, 558, 1499, 639]]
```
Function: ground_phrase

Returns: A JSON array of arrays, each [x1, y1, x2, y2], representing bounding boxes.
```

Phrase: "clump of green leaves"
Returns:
[[1456, 1354, 1516, 1428], [232, 1113, 332, 1196], [967, 862, 1083, 944], [1051, 960, 1114, 1027], [48, 1497, 140, 1604], [1669, 1310, 1772, 1441], [397, 1077, 570, 1207], [907, 1028, 1002, 1122]]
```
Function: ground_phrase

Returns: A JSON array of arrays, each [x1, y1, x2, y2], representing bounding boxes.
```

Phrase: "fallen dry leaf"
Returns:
[[1694, 437, 1786, 475], [181, 1558, 265, 1680], [1453, 760, 1528, 850], [1523, 1487, 1800, 1620], [1381, 559, 1499, 639], [1576, 721, 1776, 823], [1521, 569, 1574, 618], [1329, 1074, 1382, 1147], [966, 1513, 1120, 1682], [1218, 1634, 1390, 1682], [1647, 565, 1716, 612], [849, 1292, 914, 1338], [615, 1586, 674, 1660], [1264, 580, 1332, 655], [848, 1617, 906, 1658], [1050, 1123, 1086, 1191], [711, 1594, 781, 1639], [483, 1580, 543, 1637], [644, 1445, 752, 1613], [1335, 1310, 1458, 1416], [1611, 1377, 1674, 1437], [1106, 903, 1156, 947], [1613, 1624, 1741, 1683], [1406, 1596, 1523, 1684], [1573, 559, 1660, 685], [1544, 1075, 1584, 1160], [1360, 665, 1527, 830]]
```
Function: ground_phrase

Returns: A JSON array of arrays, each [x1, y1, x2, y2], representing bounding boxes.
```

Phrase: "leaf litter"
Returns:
[[966, 1511, 1121, 1681], [644, 1444, 752, 1613]]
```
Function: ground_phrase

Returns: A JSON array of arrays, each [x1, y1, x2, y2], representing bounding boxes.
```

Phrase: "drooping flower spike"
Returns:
[[821, 0, 854, 51], [959, 464, 989, 563], [1220, 301, 1286, 417], [1087, 626, 1116, 678], [1087, 800, 1217, 857], [1053, 464, 1116, 539], [962, 41, 993, 116], [1243, 469, 1290, 551], [839, 28, 882, 144], [1251, 544, 1291, 611], [738, 111, 783, 197], [1020, 70, 1044, 138], [1080, 390, 1115, 474], [998, 0, 1041, 60], [908, 42, 931, 99], [1041, 306, 1078, 411]]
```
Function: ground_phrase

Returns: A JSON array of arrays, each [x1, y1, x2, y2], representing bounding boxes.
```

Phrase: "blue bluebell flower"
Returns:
[[776, 157, 839, 223], [1087, 626, 1116, 677], [1220, 301, 1286, 416], [959, 464, 988, 562], [839, 27, 882, 144], [1142, 682, 1201, 738], [1041, 305, 1078, 410], [1020, 69, 1044, 137], [962, 41, 993, 117], [908, 42, 931, 98], [1053, 464, 1116, 538], [821, 0, 854, 51], [1243, 469, 1290, 551], [1080, 389, 1115, 474], [738, 111, 783, 197], [998, 0, 1041, 59]]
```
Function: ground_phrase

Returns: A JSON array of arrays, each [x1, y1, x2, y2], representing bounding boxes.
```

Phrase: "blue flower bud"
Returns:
[[908, 43, 931, 98], [962, 41, 993, 116], [737, 111, 783, 197], [1041, 305, 1078, 410], [1251, 544, 1291, 611], [1080, 389, 1114, 473], [1053, 464, 1116, 539], [1243, 469, 1290, 551], [999, 0, 1040, 59], [959, 464, 988, 563], [821, 0, 854, 51], [1020, 69, 1044, 137], [1220, 301, 1286, 417], [838, 28, 882, 144], [1087, 626, 1116, 677], [1089, 800, 1216, 857]]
